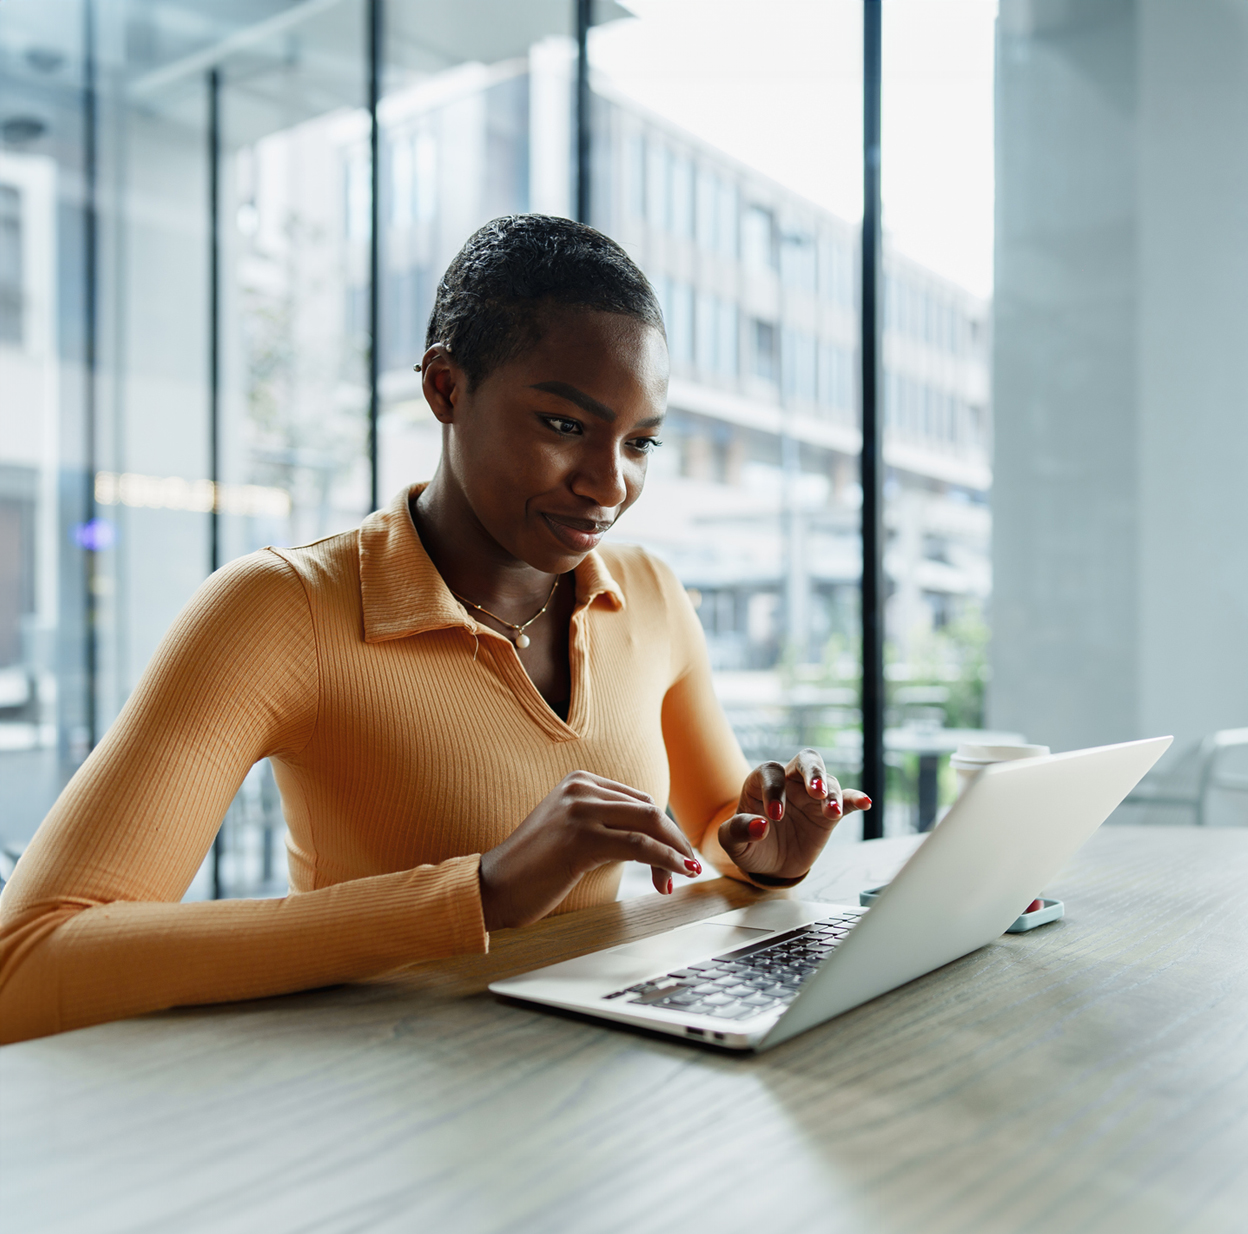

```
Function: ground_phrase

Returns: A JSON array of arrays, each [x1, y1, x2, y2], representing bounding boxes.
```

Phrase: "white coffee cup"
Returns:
[[950, 743, 1050, 799]]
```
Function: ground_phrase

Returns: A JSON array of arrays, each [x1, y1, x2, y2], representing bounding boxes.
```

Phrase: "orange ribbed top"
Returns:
[[0, 486, 750, 1043]]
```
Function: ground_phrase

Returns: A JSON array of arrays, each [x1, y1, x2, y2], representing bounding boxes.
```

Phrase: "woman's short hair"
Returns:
[[425, 214, 665, 388]]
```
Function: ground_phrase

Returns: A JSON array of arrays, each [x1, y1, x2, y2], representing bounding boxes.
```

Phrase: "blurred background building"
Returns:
[[1, 0, 1244, 897]]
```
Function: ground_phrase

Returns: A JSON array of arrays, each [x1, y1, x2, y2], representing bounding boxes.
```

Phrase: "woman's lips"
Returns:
[[542, 513, 609, 552]]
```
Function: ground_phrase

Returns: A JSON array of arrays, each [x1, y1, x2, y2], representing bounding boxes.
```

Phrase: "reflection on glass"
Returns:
[[217, 0, 370, 565]]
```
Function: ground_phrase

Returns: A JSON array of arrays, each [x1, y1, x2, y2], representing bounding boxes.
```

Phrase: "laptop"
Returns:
[[490, 735, 1172, 1051]]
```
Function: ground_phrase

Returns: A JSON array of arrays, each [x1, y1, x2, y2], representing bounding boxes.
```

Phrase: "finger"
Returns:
[[651, 865, 674, 895], [842, 789, 873, 814], [786, 748, 836, 807], [592, 799, 699, 868], [564, 775, 696, 860], [593, 826, 694, 879], [781, 751, 843, 823], [567, 770, 655, 805], [756, 761, 787, 821], [718, 812, 770, 859]]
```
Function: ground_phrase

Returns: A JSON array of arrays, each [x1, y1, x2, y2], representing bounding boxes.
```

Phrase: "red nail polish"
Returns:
[[748, 817, 768, 841], [766, 800, 783, 821], [829, 799, 842, 815], [811, 777, 824, 796], [685, 858, 702, 875], [860, 796, 873, 808], [667, 877, 674, 894]]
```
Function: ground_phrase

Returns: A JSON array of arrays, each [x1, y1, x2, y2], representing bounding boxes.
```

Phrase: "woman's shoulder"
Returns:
[[252, 529, 367, 616], [596, 543, 687, 608], [184, 531, 360, 634], [265, 528, 360, 584]]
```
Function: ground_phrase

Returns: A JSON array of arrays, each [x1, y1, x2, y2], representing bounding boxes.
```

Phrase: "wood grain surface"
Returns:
[[3, 825, 1246, 1234]]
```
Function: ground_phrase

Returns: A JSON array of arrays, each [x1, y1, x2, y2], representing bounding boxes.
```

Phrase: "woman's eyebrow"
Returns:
[[529, 381, 616, 422]]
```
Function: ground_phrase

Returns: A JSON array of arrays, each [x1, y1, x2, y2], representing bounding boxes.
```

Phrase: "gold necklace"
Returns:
[[450, 575, 562, 649]]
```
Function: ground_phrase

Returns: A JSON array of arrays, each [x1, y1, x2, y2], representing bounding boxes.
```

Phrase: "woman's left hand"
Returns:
[[718, 749, 872, 883]]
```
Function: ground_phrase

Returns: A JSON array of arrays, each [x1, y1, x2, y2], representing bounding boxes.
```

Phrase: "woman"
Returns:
[[0, 215, 869, 1044]]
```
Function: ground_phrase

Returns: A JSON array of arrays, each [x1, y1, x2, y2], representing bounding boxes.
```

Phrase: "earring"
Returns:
[[413, 363, 422, 372]]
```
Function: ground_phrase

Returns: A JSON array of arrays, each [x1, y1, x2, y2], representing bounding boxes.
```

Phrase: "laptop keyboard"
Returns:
[[602, 912, 863, 1022]]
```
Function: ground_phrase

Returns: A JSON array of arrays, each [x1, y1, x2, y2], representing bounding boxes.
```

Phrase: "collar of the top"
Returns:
[[358, 483, 625, 644]]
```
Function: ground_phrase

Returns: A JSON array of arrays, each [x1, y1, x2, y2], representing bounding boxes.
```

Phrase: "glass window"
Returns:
[[646, 140, 668, 228], [651, 273, 673, 331], [695, 290, 717, 373], [629, 133, 646, 218], [819, 235, 852, 307], [742, 204, 776, 271], [222, 5, 371, 567], [819, 342, 852, 415], [782, 329, 816, 403], [0, 184, 20, 344], [696, 169, 718, 250], [717, 179, 738, 259], [780, 232, 816, 293], [669, 153, 694, 238], [752, 318, 778, 383], [667, 280, 694, 367], [717, 299, 738, 378]]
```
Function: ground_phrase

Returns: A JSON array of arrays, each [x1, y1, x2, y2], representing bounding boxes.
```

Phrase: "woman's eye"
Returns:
[[543, 416, 582, 436], [630, 437, 663, 453]]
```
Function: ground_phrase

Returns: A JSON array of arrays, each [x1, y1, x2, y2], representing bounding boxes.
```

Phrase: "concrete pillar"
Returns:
[[991, 0, 1248, 757]]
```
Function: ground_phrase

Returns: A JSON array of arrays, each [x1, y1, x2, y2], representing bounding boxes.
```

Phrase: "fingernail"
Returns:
[[766, 800, 784, 821], [829, 799, 842, 815], [748, 817, 768, 840], [685, 858, 702, 875], [860, 796, 873, 809], [811, 777, 825, 796], [666, 877, 674, 894]]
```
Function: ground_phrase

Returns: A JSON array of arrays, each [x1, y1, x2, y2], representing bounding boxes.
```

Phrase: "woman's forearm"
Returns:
[[0, 856, 486, 1044]]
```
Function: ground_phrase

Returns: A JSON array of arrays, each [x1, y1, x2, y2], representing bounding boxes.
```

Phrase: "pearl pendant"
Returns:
[[515, 632, 531, 649]]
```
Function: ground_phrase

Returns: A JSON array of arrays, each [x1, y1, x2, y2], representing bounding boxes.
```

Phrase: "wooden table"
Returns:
[[3, 825, 1247, 1234]]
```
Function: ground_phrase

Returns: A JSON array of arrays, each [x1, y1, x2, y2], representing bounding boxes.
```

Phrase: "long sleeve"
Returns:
[[651, 557, 756, 882], [0, 552, 486, 1045]]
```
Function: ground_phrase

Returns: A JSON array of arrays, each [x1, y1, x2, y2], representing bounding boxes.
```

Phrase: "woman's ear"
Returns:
[[420, 343, 460, 425]]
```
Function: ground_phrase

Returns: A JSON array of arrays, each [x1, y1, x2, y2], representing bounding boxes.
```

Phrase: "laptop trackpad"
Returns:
[[493, 923, 773, 998], [626, 923, 772, 962], [586, 923, 771, 986]]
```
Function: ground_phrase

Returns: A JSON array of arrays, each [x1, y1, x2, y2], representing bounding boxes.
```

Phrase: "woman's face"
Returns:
[[424, 307, 669, 574]]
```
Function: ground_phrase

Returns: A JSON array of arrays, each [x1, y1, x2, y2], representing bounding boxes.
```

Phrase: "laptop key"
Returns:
[[663, 992, 699, 1007], [631, 991, 673, 1005]]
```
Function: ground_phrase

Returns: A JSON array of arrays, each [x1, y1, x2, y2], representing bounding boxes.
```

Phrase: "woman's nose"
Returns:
[[571, 446, 629, 509]]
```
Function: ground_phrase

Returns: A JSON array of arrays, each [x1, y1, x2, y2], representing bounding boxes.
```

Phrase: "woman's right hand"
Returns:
[[478, 771, 703, 931]]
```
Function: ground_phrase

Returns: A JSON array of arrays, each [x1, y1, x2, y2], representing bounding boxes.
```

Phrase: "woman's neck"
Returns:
[[410, 472, 561, 617]]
